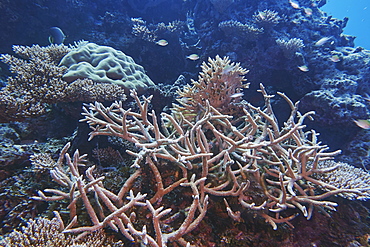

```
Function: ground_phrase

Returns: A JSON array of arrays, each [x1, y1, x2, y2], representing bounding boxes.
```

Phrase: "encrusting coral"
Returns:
[[0, 44, 127, 122], [31, 56, 370, 246]]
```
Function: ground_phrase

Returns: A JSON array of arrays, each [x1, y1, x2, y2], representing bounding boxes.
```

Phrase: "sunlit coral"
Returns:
[[173, 55, 249, 121]]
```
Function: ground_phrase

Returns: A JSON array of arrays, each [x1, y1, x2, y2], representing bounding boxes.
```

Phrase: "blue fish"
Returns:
[[49, 27, 66, 44]]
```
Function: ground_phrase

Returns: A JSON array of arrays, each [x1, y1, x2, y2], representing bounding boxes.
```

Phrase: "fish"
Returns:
[[298, 65, 309, 72], [304, 8, 313, 16], [186, 54, 200, 60], [289, 0, 300, 9], [314, 36, 332, 46], [258, 11, 267, 20], [49, 27, 66, 44], [330, 55, 340, 62], [364, 94, 370, 102], [353, 119, 370, 129], [230, 92, 244, 98], [222, 65, 235, 75], [156, 39, 168, 46]]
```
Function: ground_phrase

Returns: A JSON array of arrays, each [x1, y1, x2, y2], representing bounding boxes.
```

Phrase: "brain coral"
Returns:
[[59, 42, 155, 92]]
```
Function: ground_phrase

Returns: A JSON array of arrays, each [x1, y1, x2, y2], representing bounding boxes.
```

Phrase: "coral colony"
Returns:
[[0, 0, 370, 246], [2, 55, 370, 246]]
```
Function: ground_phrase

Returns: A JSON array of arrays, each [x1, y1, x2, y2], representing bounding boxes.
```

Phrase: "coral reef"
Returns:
[[131, 17, 184, 43], [253, 9, 282, 28], [218, 20, 264, 41], [1, 0, 370, 245], [0, 215, 124, 246], [0, 44, 70, 121], [276, 38, 305, 59], [31, 57, 370, 246], [173, 55, 249, 121], [0, 44, 127, 122]]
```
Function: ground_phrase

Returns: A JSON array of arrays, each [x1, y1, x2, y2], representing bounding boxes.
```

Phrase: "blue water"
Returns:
[[321, 0, 370, 49]]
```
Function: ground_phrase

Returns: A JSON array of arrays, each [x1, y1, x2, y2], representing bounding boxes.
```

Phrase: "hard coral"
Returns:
[[33, 57, 370, 246], [0, 44, 127, 122], [0, 215, 124, 247], [173, 55, 249, 122], [0, 44, 70, 121], [60, 42, 155, 93]]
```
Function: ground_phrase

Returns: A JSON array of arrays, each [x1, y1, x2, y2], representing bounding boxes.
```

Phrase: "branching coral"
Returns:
[[219, 20, 264, 40], [276, 38, 305, 58], [131, 17, 184, 43], [173, 55, 249, 121], [0, 44, 70, 121], [0, 44, 127, 122], [253, 9, 282, 28], [0, 215, 124, 246], [32, 56, 370, 246]]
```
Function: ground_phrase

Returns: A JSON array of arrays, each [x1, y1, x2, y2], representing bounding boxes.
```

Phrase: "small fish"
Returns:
[[230, 92, 244, 98], [298, 65, 309, 72], [258, 12, 267, 20], [156, 39, 168, 46], [222, 65, 235, 74], [314, 36, 332, 46], [289, 0, 300, 9], [49, 27, 66, 44], [353, 119, 370, 129], [186, 54, 199, 61], [364, 94, 370, 102], [304, 7, 313, 16], [330, 55, 340, 62]]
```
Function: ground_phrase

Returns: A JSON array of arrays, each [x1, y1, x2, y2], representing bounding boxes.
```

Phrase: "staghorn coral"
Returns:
[[276, 38, 305, 58], [131, 18, 157, 42], [32, 142, 207, 246], [32, 57, 370, 246], [0, 44, 127, 122]]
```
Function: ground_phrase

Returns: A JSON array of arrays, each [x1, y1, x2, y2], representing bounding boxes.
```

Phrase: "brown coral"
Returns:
[[0, 44, 127, 122], [0, 216, 124, 247], [173, 55, 249, 122]]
